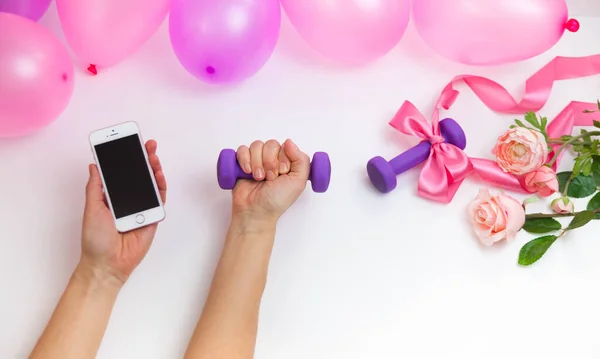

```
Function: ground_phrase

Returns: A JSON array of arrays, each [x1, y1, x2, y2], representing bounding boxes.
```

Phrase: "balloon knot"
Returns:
[[87, 64, 98, 75], [565, 19, 580, 33]]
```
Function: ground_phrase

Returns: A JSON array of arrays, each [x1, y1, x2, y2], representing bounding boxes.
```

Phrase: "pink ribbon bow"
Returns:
[[391, 54, 600, 203], [389, 101, 472, 202]]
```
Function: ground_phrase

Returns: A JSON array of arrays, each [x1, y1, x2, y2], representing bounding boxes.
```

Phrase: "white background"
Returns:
[[568, 0, 600, 15], [2, 3, 600, 359]]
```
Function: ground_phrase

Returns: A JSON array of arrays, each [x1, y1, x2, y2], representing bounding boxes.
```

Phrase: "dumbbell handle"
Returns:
[[388, 141, 432, 175], [231, 162, 319, 182]]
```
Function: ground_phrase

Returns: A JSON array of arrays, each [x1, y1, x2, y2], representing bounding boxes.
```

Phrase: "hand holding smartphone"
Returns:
[[89, 122, 166, 232]]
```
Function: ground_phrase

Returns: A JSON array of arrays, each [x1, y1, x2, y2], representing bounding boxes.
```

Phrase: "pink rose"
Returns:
[[467, 189, 526, 246], [492, 127, 549, 175], [523, 166, 559, 197], [551, 197, 574, 214]]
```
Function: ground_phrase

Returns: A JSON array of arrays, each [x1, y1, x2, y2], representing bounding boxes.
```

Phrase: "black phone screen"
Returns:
[[94, 134, 160, 218]]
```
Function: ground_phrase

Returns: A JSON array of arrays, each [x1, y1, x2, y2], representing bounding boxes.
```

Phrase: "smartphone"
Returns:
[[89, 122, 165, 232]]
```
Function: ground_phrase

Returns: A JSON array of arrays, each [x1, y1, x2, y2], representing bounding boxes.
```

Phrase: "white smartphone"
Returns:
[[89, 122, 165, 232]]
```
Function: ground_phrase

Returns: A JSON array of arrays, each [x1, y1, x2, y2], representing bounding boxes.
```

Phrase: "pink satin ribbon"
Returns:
[[392, 55, 600, 203], [390, 101, 472, 202]]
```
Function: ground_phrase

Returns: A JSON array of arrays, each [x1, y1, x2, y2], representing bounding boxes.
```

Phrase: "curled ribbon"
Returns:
[[392, 55, 600, 203]]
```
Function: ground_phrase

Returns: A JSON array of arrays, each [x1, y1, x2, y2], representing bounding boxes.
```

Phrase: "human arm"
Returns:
[[29, 140, 167, 359], [28, 261, 122, 359], [184, 139, 310, 359]]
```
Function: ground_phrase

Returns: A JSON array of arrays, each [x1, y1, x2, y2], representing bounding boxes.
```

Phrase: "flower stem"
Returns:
[[547, 131, 600, 167], [547, 140, 595, 145], [562, 176, 573, 197], [526, 208, 600, 219]]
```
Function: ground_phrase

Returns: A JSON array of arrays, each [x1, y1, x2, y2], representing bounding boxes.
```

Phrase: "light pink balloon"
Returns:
[[412, 0, 571, 65], [281, 0, 410, 65], [0, 13, 74, 138], [56, 0, 170, 69]]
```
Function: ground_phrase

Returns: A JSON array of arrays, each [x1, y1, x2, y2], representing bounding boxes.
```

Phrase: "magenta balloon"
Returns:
[[281, 0, 410, 65], [169, 0, 281, 84], [0, 13, 74, 138], [0, 0, 51, 21], [412, 0, 569, 65]]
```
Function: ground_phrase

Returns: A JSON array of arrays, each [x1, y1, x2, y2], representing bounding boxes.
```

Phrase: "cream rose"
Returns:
[[492, 127, 549, 175], [467, 189, 526, 246], [523, 166, 559, 197]]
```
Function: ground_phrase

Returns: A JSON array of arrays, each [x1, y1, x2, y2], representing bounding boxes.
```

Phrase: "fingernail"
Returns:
[[279, 162, 288, 173], [266, 170, 276, 180], [255, 168, 264, 179], [244, 163, 251, 173]]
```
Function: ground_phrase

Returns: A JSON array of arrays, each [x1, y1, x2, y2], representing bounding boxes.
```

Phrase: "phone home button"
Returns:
[[135, 214, 145, 224]]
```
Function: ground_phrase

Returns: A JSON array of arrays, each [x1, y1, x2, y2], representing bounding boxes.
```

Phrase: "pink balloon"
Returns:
[[281, 0, 410, 65], [0, 13, 74, 138], [0, 0, 52, 21], [169, 0, 280, 84], [56, 0, 170, 69], [413, 0, 572, 65]]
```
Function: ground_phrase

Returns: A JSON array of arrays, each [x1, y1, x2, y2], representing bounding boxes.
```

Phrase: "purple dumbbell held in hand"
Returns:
[[217, 149, 331, 193], [367, 118, 466, 193]]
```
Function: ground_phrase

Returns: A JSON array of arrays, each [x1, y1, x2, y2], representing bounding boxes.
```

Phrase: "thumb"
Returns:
[[283, 140, 310, 180], [85, 164, 106, 206]]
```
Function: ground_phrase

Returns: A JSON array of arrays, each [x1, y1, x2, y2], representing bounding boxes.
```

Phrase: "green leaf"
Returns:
[[524, 112, 541, 129], [522, 218, 562, 234], [566, 210, 595, 230], [540, 116, 548, 131], [583, 160, 593, 176], [518, 235, 558, 266], [557, 172, 571, 192], [597, 98, 600, 110], [594, 120, 600, 128], [514, 119, 526, 128], [592, 156, 600, 187], [570, 175, 597, 198], [523, 196, 540, 206], [573, 159, 584, 177], [587, 192, 600, 220], [557, 172, 597, 198]]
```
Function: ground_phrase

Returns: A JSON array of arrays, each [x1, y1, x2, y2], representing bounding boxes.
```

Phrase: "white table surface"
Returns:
[[2, 4, 600, 359]]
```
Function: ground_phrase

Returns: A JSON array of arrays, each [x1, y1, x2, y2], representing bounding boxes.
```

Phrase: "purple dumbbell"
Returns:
[[367, 118, 466, 193], [217, 149, 331, 193]]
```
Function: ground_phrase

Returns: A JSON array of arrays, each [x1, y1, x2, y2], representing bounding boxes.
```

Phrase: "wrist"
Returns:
[[73, 259, 124, 294], [229, 213, 277, 237], [224, 215, 277, 276]]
